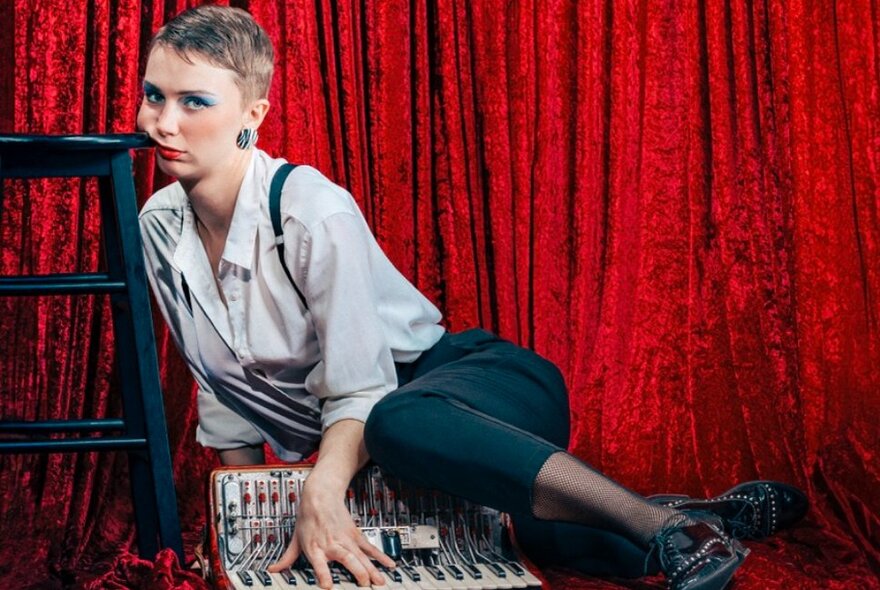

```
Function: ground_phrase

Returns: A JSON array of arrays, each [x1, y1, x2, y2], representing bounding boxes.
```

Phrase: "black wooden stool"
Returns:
[[0, 133, 183, 561]]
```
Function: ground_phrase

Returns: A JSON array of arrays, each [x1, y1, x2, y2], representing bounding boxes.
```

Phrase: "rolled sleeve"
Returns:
[[195, 385, 266, 449], [296, 212, 400, 432], [319, 385, 388, 430]]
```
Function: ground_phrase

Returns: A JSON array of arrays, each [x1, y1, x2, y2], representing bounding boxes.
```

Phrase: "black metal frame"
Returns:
[[0, 133, 183, 561]]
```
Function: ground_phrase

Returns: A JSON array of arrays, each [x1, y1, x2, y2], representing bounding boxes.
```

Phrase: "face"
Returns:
[[137, 46, 261, 181]]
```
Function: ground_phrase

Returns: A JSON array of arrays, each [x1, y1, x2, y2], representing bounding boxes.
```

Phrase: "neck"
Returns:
[[181, 149, 253, 236]]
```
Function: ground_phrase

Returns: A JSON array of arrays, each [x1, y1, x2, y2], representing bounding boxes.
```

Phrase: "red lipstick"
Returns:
[[157, 146, 184, 160]]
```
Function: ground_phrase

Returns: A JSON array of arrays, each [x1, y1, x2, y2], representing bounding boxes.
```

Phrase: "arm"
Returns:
[[266, 183, 400, 586], [268, 419, 395, 587], [218, 444, 266, 466]]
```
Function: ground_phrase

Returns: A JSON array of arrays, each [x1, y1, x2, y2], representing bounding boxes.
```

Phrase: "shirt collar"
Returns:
[[172, 190, 200, 275], [172, 196, 233, 344], [221, 150, 261, 270]]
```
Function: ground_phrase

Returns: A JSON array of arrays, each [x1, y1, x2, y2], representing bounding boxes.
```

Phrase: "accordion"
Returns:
[[204, 465, 544, 590]]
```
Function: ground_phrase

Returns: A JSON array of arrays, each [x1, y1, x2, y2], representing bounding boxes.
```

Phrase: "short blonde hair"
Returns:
[[150, 5, 274, 102]]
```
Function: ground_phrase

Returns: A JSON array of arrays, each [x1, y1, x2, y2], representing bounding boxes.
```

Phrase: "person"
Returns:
[[136, 6, 807, 590]]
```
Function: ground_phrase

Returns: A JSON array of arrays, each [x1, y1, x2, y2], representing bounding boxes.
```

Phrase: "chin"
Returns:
[[155, 155, 193, 180]]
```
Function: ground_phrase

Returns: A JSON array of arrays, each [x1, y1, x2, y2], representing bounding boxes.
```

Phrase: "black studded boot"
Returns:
[[649, 481, 808, 540], [649, 517, 749, 590]]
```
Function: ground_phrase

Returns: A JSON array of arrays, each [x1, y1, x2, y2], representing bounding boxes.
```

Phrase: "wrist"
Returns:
[[304, 466, 352, 499]]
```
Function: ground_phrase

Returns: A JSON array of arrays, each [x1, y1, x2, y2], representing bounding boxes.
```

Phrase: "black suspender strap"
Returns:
[[181, 275, 192, 310], [269, 163, 309, 310]]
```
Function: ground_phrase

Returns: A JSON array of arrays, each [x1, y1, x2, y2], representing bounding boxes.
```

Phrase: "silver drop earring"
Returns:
[[236, 127, 258, 149]]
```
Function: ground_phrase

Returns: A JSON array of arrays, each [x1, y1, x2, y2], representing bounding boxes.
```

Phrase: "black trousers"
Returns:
[[364, 328, 652, 578]]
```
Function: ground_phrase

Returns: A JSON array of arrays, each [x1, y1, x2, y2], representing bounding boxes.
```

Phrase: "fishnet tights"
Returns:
[[531, 452, 697, 547]]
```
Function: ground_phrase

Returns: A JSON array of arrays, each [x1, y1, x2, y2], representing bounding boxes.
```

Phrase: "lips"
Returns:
[[157, 146, 184, 160]]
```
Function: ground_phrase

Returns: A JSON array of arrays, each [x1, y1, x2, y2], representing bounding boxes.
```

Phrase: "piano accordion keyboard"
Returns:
[[207, 465, 543, 590]]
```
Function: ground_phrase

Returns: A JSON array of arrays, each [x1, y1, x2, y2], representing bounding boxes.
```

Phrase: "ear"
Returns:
[[243, 98, 270, 130]]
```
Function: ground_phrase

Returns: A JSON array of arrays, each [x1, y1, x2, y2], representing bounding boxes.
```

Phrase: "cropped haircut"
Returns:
[[150, 5, 274, 103]]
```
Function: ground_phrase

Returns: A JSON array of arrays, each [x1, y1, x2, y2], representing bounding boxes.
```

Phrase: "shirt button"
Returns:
[[229, 291, 240, 302]]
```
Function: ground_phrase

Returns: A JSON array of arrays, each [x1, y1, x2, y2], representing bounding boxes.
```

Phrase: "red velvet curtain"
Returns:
[[1, 0, 878, 588]]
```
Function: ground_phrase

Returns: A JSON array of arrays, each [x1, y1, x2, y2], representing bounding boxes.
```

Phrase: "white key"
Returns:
[[416, 565, 453, 590], [229, 569, 255, 590], [270, 570, 298, 589], [394, 568, 424, 590], [502, 563, 540, 589], [488, 564, 525, 590], [474, 565, 511, 590], [250, 569, 274, 587], [457, 563, 496, 590], [326, 566, 354, 590], [439, 565, 471, 590], [376, 570, 403, 590], [409, 566, 438, 590], [294, 568, 318, 587]]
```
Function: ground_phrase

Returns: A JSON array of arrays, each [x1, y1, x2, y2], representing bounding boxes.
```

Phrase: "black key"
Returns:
[[281, 569, 297, 585], [330, 566, 351, 583], [426, 565, 446, 581], [460, 563, 482, 580], [255, 570, 273, 586], [504, 562, 525, 576], [300, 568, 317, 585], [402, 566, 421, 582], [237, 570, 254, 587], [443, 565, 464, 581], [382, 567, 403, 583], [486, 563, 507, 578]]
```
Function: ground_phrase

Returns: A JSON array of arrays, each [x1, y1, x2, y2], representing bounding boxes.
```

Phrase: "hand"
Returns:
[[267, 473, 396, 588]]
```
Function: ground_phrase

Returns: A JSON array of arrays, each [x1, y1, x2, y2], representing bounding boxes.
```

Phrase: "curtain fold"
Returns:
[[1, 0, 878, 587]]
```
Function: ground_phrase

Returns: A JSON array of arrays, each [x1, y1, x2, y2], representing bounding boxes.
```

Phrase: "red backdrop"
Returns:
[[1, 0, 878, 588]]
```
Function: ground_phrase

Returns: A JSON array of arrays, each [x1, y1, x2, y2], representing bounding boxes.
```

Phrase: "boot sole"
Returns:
[[684, 546, 749, 590]]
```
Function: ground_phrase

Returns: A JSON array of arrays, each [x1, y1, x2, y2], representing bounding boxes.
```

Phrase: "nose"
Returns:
[[154, 103, 180, 137]]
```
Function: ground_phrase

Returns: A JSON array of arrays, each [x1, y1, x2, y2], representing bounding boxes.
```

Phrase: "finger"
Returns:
[[267, 534, 301, 573], [308, 550, 334, 590], [364, 558, 388, 587], [334, 548, 373, 587], [343, 542, 387, 587], [357, 536, 397, 570], [356, 544, 391, 587]]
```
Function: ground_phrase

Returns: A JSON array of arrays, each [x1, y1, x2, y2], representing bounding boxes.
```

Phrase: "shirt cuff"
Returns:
[[195, 387, 266, 449], [320, 390, 386, 432], [195, 423, 265, 450]]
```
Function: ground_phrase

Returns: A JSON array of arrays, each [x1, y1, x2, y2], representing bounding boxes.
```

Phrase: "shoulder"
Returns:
[[140, 180, 187, 216], [275, 163, 361, 230], [138, 181, 186, 243], [139, 181, 186, 225]]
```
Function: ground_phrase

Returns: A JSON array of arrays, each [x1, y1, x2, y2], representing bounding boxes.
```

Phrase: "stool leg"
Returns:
[[99, 152, 183, 561]]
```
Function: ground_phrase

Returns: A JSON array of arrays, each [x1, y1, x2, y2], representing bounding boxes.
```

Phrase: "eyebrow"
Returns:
[[142, 81, 219, 96]]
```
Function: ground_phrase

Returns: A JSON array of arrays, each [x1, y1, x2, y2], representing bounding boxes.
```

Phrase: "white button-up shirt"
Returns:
[[139, 149, 445, 461]]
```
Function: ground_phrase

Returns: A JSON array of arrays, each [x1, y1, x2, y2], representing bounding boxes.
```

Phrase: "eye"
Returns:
[[182, 96, 213, 110], [143, 90, 164, 105]]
